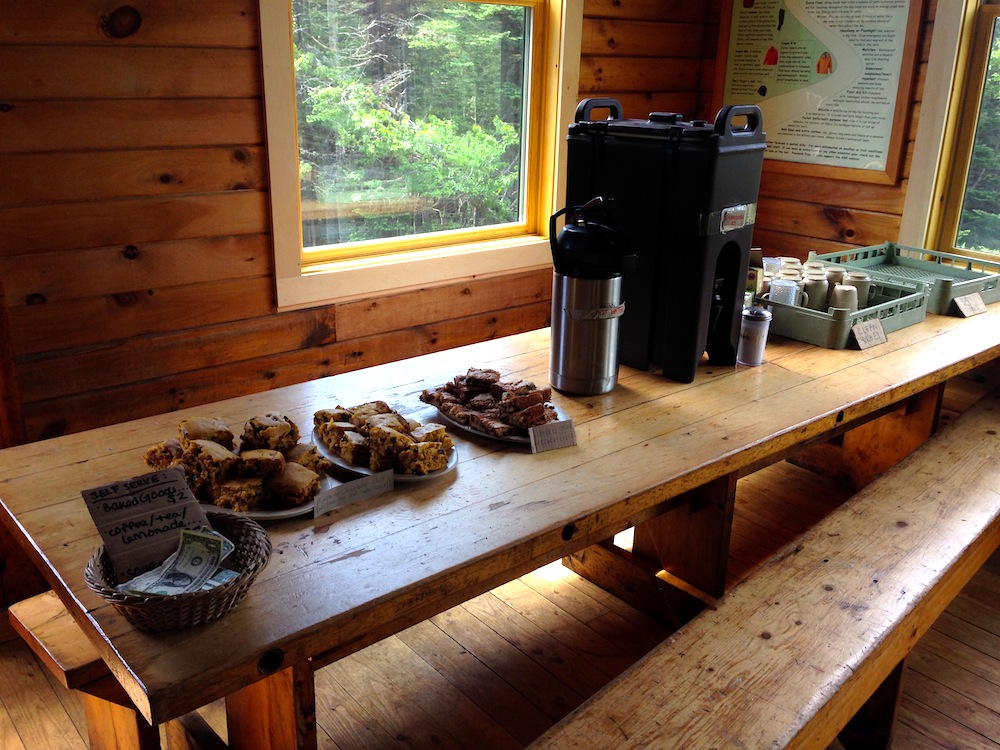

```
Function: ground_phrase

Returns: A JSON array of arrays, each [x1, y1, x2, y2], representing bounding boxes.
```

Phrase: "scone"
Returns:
[[178, 416, 234, 449], [144, 438, 184, 470], [241, 413, 300, 453]]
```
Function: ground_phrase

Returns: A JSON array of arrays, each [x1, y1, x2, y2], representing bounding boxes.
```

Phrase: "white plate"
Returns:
[[432, 404, 564, 444], [312, 428, 458, 482], [243, 500, 316, 521], [206, 475, 333, 521]]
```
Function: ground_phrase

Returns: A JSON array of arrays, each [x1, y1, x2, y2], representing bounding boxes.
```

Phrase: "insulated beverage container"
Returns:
[[549, 197, 636, 395]]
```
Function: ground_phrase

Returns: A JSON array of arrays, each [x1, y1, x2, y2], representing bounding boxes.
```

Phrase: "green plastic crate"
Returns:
[[809, 242, 1000, 315], [756, 278, 930, 349]]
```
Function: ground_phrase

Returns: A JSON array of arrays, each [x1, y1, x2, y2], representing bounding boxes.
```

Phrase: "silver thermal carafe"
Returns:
[[549, 197, 636, 395]]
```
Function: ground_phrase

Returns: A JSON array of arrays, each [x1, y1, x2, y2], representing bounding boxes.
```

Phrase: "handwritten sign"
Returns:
[[314, 470, 393, 521], [852, 318, 888, 349], [529, 419, 577, 453], [953, 292, 987, 317], [81, 466, 209, 581]]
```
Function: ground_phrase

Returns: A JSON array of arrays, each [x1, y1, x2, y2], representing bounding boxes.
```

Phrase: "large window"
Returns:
[[932, 3, 1000, 259], [260, 0, 581, 310]]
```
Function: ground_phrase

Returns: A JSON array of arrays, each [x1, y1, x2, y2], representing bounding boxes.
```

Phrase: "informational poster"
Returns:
[[721, 0, 919, 182]]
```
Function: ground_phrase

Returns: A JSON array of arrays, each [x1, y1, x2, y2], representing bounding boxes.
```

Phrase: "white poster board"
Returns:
[[719, 0, 921, 184]]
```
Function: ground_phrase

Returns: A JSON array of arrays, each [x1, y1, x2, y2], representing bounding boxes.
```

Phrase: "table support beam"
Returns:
[[226, 660, 316, 750]]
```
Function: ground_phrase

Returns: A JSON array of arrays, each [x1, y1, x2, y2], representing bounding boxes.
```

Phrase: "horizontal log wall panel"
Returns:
[[580, 57, 702, 93], [0, 0, 258, 47], [336, 269, 552, 340], [750, 229, 860, 262], [22, 303, 551, 440], [757, 171, 906, 215], [17, 307, 337, 403], [1, 235, 271, 304], [756, 196, 903, 248], [581, 20, 705, 57], [8, 276, 275, 355], [0, 147, 266, 206], [590, 92, 702, 119], [1, 47, 260, 100], [0, 191, 270, 255], [583, 0, 711, 23], [0, 100, 264, 154]]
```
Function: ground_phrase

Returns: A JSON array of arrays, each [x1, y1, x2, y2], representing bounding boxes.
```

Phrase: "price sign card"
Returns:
[[314, 470, 394, 521], [81, 466, 209, 581], [852, 318, 888, 350], [954, 292, 987, 317], [529, 418, 577, 453]]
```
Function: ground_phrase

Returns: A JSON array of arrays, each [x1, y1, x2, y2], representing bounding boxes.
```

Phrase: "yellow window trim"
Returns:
[[259, 0, 583, 311]]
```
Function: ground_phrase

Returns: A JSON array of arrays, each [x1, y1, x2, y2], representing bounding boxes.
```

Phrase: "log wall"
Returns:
[[0, 0, 933, 447]]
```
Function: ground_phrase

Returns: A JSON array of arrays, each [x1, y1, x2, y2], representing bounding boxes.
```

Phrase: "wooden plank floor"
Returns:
[[2, 380, 998, 749]]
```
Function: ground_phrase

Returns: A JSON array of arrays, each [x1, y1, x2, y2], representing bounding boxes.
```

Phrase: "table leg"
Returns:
[[81, 690, 161, 750], [564, 472, 737, 623], [790, 385, 943, 491], [837, 659, 906, 750], [631, 472, 737, 598], [226, 660, 316, 750]]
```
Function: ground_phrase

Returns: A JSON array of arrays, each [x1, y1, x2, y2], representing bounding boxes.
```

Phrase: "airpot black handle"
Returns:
[[714, 104, 763, 137], [575, 98, 623, 123]]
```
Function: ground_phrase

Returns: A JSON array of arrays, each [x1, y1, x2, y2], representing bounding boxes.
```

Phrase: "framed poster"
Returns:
[[716, 0, 922, 184]]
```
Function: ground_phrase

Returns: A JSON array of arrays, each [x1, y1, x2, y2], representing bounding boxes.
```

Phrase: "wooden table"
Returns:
[[3, 304, 1000, 749]]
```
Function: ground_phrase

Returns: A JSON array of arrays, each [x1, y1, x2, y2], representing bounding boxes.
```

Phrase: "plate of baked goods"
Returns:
[[312, 400, 458, 482], [142, 413, 337, 521], [419, 368, 560, 443]]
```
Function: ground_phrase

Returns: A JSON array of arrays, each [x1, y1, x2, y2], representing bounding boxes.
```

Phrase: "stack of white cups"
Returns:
[[759, 256, 876, 312]]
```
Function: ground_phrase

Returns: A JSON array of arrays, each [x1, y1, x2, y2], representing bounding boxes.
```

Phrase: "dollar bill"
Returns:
[[119, 529, 225, 596]]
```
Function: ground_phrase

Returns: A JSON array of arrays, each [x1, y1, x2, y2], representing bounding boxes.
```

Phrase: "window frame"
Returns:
[[259, 0, 582, 311], [931, 3, 1000, 260]]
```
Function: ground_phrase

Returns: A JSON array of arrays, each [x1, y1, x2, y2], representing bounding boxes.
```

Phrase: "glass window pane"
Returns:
[[955, 16, 1000, 256], [292, 0, 529, 251]]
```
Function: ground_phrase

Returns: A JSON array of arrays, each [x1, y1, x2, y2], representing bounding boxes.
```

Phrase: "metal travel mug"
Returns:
[[737, 306, 771, 366]]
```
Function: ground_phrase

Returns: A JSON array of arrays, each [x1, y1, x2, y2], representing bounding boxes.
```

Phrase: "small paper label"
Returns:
[[954, 292, 987, 317], [314, 470, 393, 520], [852, 318, 888, 349], [529, 419, 577, 453]]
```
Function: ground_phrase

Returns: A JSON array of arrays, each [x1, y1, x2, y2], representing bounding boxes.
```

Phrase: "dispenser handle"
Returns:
[[575, 98, 623, 123], [714, 104, 763, 137]]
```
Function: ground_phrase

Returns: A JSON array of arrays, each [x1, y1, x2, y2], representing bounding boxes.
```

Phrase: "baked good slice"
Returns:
[[338, 431, 370, 467], [240, 413, 300, 453], [210, 477, 266, 513], [410, 423, 453, 450], [238, 449, 286, 478], [398, 442, 448, 475], [284, 442, 332, 474], [265, 462, 320, 507], [178, 416, 235, 449]]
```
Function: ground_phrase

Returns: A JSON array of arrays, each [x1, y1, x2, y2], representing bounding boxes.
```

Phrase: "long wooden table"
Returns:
[[3, 303, 1000, 748]]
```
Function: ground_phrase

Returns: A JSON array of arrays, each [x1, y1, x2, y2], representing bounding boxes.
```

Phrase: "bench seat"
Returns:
[[531, 388, 1000, 749]]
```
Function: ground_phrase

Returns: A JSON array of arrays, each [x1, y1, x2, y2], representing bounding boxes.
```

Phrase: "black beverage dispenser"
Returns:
[[564, 99, 766, 383]]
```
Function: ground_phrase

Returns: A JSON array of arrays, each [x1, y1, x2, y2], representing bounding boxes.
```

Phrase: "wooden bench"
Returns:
[[7, 591, 225, 750], [530, 387, 1000, 750]]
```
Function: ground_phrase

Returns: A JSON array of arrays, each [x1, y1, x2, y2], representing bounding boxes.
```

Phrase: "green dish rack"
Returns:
[[756, 278, 930, 349], [809, 242, 1000, 315]]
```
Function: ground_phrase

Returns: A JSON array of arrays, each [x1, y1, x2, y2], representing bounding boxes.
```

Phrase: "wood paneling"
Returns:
[[0, 0, 938, 447]]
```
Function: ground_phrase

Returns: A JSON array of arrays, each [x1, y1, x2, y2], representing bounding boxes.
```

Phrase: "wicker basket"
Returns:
[[84, 510, 272, 632]]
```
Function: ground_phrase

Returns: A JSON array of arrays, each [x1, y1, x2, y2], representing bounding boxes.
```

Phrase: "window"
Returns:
[[259, 0, 582, 310], [922, 2, 1000, 260]]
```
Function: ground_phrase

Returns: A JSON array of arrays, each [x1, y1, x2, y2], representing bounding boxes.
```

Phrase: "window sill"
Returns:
[[275, 235, 552, 310]]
